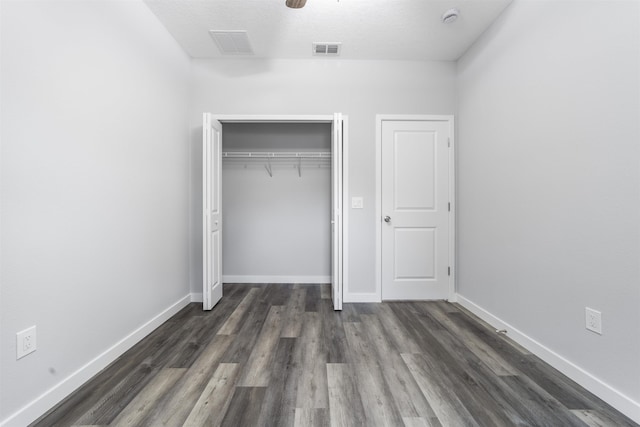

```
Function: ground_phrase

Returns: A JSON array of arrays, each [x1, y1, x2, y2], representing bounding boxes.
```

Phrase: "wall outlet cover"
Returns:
[[17, 326, 37, 359], [585, 307, 602, 335]]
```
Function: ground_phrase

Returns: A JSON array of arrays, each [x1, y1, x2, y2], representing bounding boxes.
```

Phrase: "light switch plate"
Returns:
[[351, 197, 363, 209]]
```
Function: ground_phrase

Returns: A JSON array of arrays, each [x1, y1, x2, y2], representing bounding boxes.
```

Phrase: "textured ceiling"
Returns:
[[144, 0, 513, 61]]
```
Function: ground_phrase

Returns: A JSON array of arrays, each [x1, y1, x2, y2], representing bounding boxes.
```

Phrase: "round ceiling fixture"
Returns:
[[442, 8, 460, 24]]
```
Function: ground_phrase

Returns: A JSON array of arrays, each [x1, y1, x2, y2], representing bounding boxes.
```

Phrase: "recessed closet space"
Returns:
[[221, 122, 332, 284]]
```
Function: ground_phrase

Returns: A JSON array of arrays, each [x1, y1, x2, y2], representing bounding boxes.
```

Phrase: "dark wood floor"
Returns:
[[32, 283, 637, 427]]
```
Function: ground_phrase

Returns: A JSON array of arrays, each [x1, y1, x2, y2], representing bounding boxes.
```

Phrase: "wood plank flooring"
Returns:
[[32, 284, 638, 427]]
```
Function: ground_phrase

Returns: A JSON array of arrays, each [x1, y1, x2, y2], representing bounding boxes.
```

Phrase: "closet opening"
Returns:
[[221, 122, 332, 285], [202, 114, 346, 311]]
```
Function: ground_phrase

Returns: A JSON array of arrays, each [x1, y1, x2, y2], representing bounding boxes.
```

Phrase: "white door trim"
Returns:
[[214, 114, 335, 123], [375, 114, 456, 302], [209, 113, 348, 309]]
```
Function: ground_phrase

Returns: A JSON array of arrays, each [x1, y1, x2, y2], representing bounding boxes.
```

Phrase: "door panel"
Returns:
[[395, 132, 436, 209], [203, 113, 223, 310], [331, 113, 343, 311], [382, 120, 450, 300], [394, 227, 435, 279]]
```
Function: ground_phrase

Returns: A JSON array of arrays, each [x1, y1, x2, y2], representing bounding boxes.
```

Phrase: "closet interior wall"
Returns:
[[221, 123, 332, 284]]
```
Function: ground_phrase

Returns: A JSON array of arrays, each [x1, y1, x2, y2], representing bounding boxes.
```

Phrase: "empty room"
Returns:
[[1, 0, 639, 426]]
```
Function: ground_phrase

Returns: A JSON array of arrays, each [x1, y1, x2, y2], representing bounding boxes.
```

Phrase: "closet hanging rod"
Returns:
[[222, 151, 331, 159]]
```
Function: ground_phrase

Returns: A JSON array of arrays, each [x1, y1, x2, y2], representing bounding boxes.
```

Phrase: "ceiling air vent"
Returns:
[[313, 42, 341, 56], [209, 30, 253, 55]]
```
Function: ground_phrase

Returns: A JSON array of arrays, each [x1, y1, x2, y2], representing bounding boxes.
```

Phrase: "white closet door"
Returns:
[[381, 119, 451, 300], [331, 113, 343, 310], [202, 113, 223, 310]]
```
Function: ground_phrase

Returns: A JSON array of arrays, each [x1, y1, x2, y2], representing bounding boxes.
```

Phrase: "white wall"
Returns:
[[457, 0, 640, 420], [0, 1, 192, 424], [222, 123, 331, 282], [190, 59, 457, 298]]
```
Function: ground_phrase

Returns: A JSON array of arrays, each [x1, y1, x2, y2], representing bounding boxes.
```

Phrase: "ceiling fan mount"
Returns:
[[286, 0, 307, 9]]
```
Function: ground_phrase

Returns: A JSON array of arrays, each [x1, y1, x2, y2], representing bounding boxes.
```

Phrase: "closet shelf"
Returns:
[[222, 151, 331, 159], [222, 151, 331, 178]]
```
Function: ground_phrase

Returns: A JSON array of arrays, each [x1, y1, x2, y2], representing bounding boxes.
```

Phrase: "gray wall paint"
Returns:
[[190, 59, 457, 296], [222, 123, 331, 280], [0, 0, 192, 421], [457, 0, 640, 404], [223, 122, 331, 151]]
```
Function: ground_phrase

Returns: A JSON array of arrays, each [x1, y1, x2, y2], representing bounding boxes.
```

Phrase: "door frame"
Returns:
[[375, 115, 456, 302], [209, 114, 349, 309]]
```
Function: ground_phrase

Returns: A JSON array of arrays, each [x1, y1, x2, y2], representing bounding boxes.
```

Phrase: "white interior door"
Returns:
[[203, 113, 223, 310], [381, 119, 451, 300], [331, 113, 343, 310]]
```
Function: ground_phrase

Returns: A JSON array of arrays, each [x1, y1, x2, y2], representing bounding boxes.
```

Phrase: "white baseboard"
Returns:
[[456, 294, 640, 424], [0, 295, 192, 427], [344, 292, 381, 303], [222, 275, 330, 284]]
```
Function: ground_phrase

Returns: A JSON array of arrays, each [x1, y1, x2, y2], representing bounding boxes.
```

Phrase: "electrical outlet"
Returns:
[[17, 326, 37, 359], [585, 308, 602, 335]]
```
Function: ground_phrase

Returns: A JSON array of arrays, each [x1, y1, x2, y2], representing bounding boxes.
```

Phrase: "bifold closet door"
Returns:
[[331, 113, 343, 311], [202, 113, 223, 311]]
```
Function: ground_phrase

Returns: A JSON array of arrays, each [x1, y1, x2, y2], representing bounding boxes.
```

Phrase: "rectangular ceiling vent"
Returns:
[[313, 42, 341, 56], [209, 30, 253, 55]]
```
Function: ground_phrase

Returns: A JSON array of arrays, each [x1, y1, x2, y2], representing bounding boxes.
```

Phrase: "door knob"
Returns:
[[384, 216, 391, 223]]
